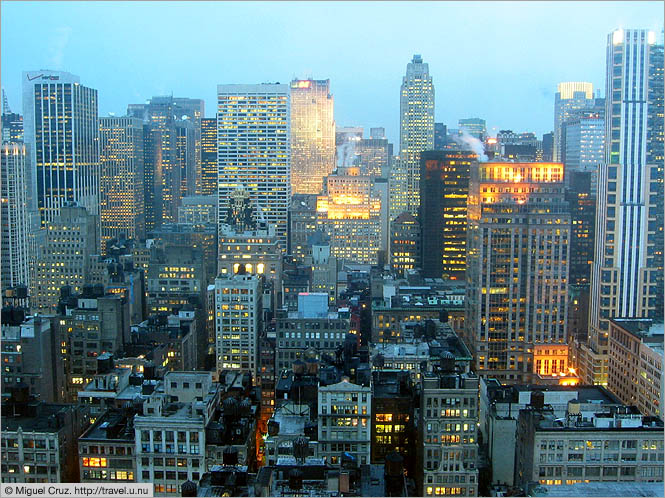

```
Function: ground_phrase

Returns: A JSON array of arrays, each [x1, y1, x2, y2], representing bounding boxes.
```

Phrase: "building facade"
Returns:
[[99, 116, 145, 248], [317, 379, 372, 465], [217, 84, 290, 249], [419, 150, 476, 280], [399, 55, 434, 216], [1, 142, 31, 291], [214, 273, 262, 381], [553, 82, 594, 162], [290, 79, 335, 195], [585, 29, 664, 386], [465, 162, 571, 383]]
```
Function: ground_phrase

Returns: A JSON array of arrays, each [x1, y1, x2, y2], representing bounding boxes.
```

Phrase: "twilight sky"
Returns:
[[1, 1, 663, 146]]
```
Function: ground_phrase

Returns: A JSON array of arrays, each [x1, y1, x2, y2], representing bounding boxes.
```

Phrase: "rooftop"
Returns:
[[2, 403, 76, 433], [79, 410, 134, 442], [529, 481, 665, 497]]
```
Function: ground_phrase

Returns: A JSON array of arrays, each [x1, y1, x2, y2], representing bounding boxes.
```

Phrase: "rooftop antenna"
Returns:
[[2, 89, 11, 114]]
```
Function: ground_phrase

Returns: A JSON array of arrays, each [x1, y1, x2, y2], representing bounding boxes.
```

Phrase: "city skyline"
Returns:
[[1, 2, 663, 146]]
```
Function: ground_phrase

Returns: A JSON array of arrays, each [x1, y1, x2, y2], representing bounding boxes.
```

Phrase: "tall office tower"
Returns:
[[290, 79, 335, 195], [128, 96, 204, 227], [400, 54, 435, 215], [458, 118, 487, 140], [32, 204, 99, 313], [566, 171, 596, 285], [390, 212, 421, 277], [1, 143, 31, 291], [22, 70, 100, 225], [217, 84, 290, 249], [355, 136, 392, 178], [541, 132, 554, 162], [98, 116, 145, 250], [200, 117, 217, 197], [335, 126, 363, 169], [465, 162, 570, 384], [561, 111, 605, 193], [434, 123, 448, 150], [583, 29, 664, 386], [553, 82, 594, 162], [420, 150, 477, 280], [316, 166, 386, 264], [214, 273, 262, 381]]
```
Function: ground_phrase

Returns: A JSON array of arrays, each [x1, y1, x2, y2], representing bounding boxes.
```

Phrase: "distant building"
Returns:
[[23, 70, 100, 225], [561, 111, 604, 193], [458, 118, 486, 141], [434, 123, 448, 151], [1, 142, 31, 291], [290, 79, 335, 195], [553, 82, 594, 162], [399, 55, 435, 215], [316, 167, 387, 265], [566, 171, 596, 285], [99, 116, 145, 247], [419, 150, 476, 280], [177, 195, 216, 224], [200, 117, 217, 197], [355, 137, 392, 178], [217, 84, 290, 249]]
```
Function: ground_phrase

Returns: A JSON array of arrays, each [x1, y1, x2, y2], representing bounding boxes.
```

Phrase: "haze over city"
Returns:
[[1, 1, 663, 144]]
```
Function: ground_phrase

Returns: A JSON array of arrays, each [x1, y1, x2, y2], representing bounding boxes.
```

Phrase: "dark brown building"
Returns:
[[419, 150, 477, 280]]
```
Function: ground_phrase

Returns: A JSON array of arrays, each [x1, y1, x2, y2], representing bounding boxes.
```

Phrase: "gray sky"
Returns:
[[1, 1, 662, 145]]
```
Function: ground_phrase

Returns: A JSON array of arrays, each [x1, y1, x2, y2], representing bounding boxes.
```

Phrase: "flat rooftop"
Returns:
[[2, 403, 73, 433], [530, 481, 664, 497]]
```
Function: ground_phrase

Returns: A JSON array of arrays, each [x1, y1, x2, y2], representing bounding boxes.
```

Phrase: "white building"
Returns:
[[399, 55, 434, 216], [586, 29, 663, 386], [214, 273, 262, 381], [217, 84, 290, 249], [553, 82, 594, 162], [317, 378, 371, 465], [562, 112, 605, 194], [22, 70, 100, 226], [1, 142, 31, 290], [134, 372, 219, 496]]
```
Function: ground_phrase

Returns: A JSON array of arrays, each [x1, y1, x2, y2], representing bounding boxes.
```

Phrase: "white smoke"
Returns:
[[49, 26, 72, 69], [452, 129, 488, 162], [336, 141, 358, 168]]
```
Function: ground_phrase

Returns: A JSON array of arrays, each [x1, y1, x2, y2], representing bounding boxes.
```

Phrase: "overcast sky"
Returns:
[[1, 1, 662, 145]]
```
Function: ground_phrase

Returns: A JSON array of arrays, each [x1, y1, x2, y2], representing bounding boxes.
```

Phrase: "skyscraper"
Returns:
[[99, 116, 145, 248], [217, 84, 291, 249], [22, 70, 100, 226], [465, 162, 570, 383], [1, 142, 31, 290], [400, 55, 434, 215], [458, 118, 487, 141], [553, 82, 594, 162], [290, 79, 335, 195], [128, 96, 204, 227], [583, 29, 664, 386], [419, 150, 477, 280], [561, 111, 605, 193], [200, 117, 217, 197]]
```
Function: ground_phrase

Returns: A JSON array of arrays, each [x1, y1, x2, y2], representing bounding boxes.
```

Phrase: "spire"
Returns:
[[2, 89, 11, 114]]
